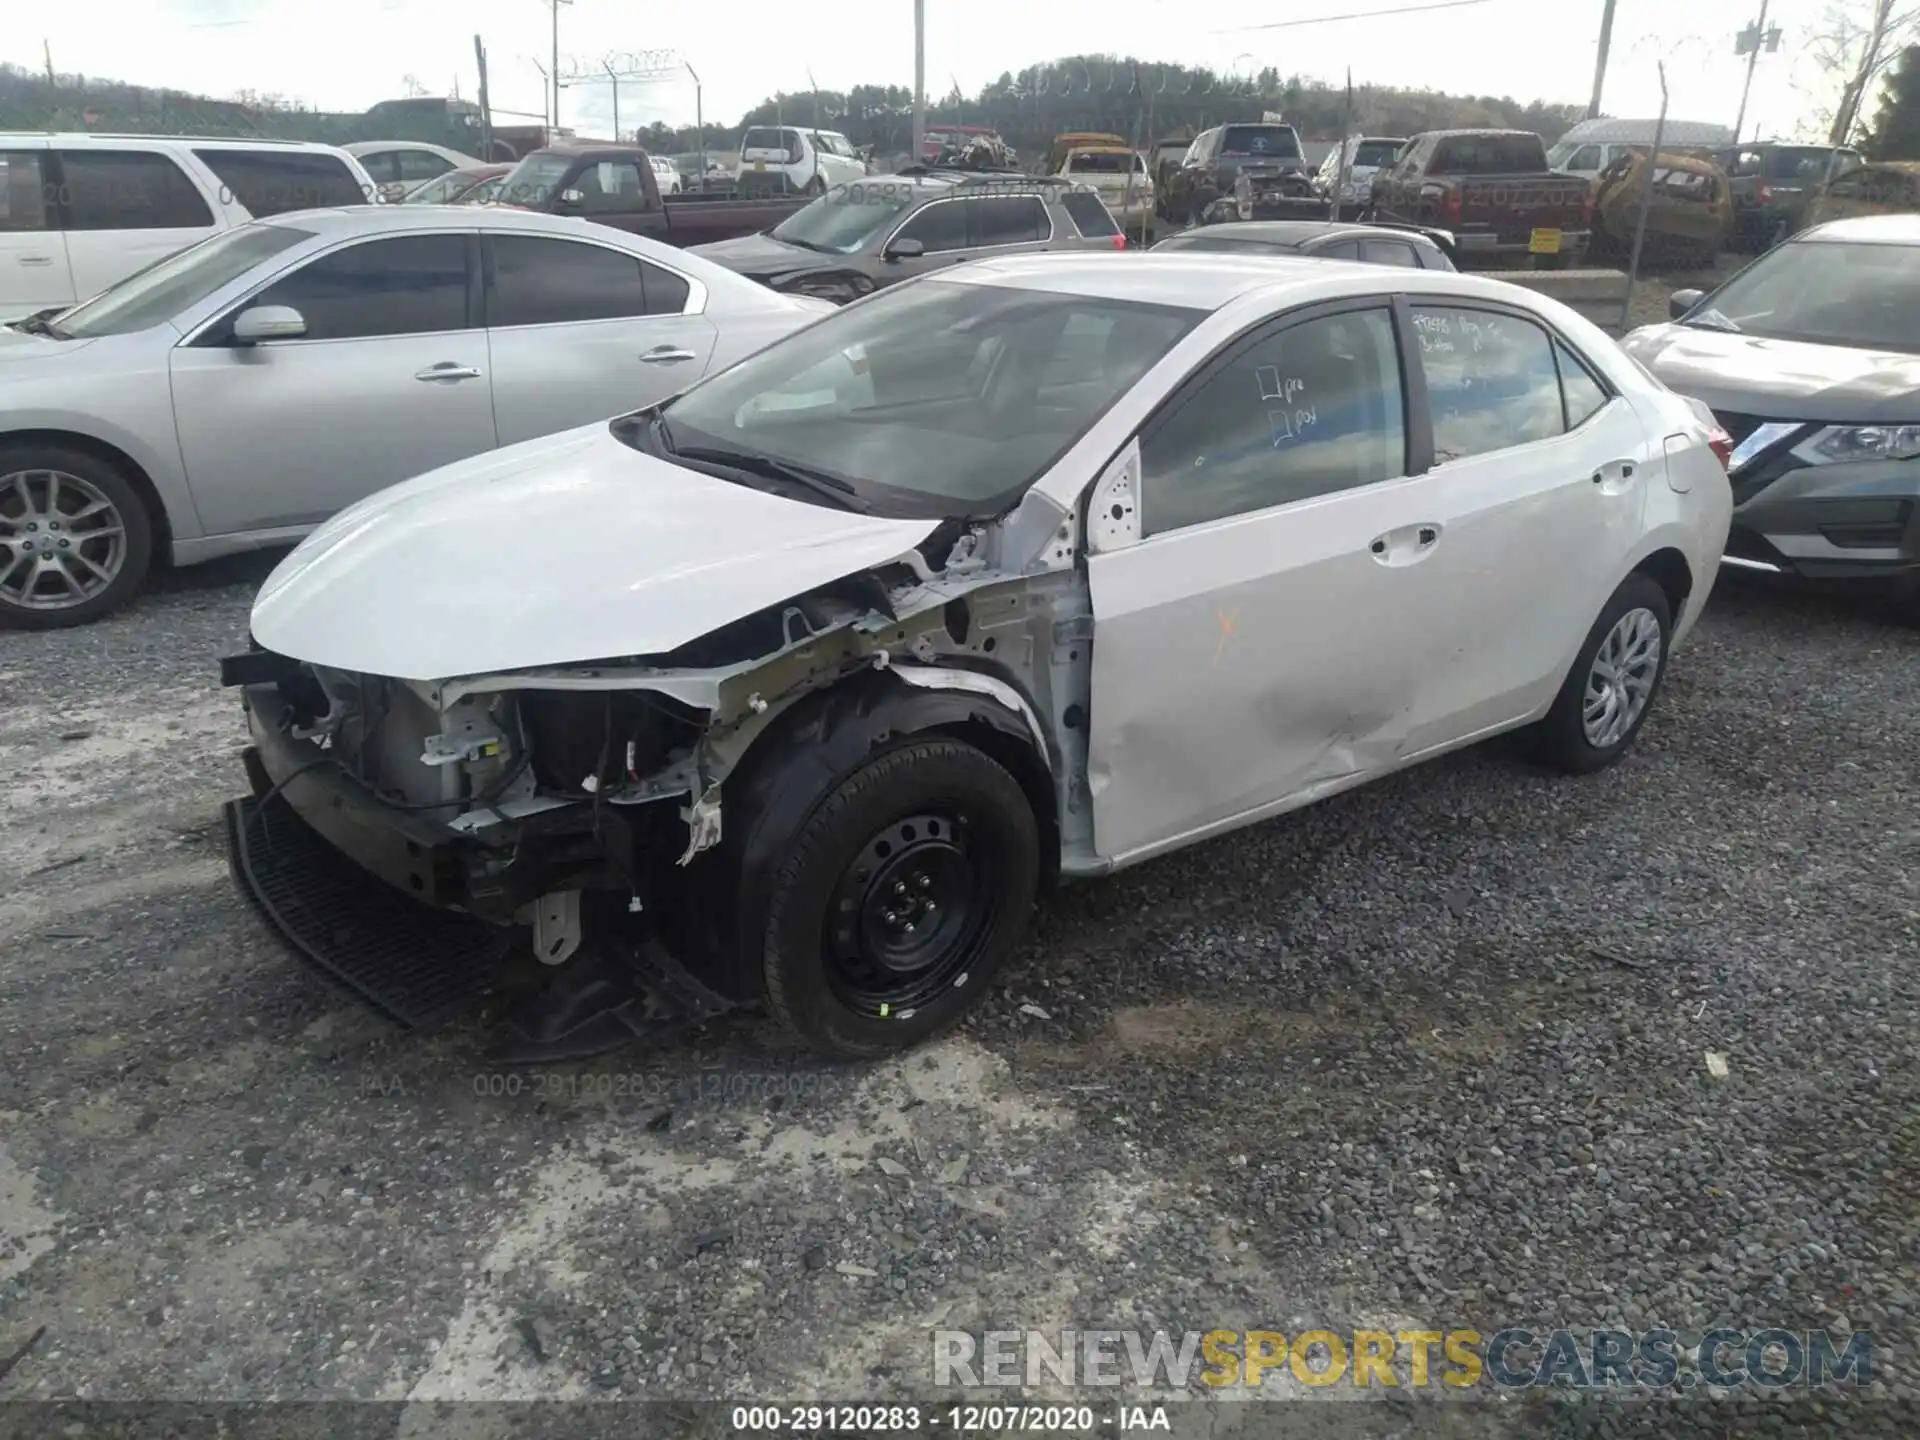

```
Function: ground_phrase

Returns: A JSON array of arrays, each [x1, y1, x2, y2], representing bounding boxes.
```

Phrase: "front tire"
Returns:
[[1527, 574, 1672, 775], [0, 443, 154, 630], [757, 738, 1039, 1060]]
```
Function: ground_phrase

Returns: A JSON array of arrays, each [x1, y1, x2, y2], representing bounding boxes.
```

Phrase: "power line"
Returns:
[[1213, 0, 1499, 36]]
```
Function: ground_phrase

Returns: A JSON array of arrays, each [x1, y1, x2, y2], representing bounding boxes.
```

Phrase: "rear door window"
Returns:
[[1411, 305, 1566, 462], [56, 150, 215, 230], [0, 152, 51, 230], [967, 195, 1047, 247], [194, 149, 369, 215], [488, 234, 651, 325]]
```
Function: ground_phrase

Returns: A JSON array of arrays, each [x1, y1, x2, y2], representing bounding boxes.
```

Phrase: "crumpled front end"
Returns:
[[221, 523, 1085, 1053]]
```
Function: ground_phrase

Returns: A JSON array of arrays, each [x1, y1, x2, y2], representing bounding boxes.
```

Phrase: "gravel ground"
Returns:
[[1, 423, 1916, 1435]]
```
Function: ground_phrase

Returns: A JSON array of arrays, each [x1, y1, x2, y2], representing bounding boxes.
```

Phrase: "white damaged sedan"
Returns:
[[222, 252, 1733, 1063]]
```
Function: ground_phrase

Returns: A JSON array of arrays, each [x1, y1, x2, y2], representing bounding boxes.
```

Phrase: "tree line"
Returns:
[[4, 47, 1915, 163]]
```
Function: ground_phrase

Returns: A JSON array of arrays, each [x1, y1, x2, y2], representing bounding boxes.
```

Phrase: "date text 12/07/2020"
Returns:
[[728, 1404, 1170, 1432]]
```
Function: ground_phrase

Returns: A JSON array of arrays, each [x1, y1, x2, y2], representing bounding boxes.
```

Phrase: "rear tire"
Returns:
[[1526, 574, 1672, 775], [757, 738, 1039, 1061], [0, 442, 155, 630]]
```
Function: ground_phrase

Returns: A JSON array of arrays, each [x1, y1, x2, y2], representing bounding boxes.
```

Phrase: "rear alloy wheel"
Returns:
[[757, 738, 1039, 1060], [1528, 574, 1672, 775], [0, 448, 154, 629]]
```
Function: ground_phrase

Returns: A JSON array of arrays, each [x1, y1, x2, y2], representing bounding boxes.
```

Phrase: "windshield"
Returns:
[[52, 223, 311, 339], [770, 183, 919, 254], [1685, 239, 1920, 354], [1353, 139, 1403, 168], [497, 152, 573, 208], [1218, 125, 1302, 160], [656, 279, 1202, 517], [403, 169, 481, 204]]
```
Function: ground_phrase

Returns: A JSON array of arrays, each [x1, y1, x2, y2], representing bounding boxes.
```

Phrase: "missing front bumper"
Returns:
[[225, 791, 508, 1028]]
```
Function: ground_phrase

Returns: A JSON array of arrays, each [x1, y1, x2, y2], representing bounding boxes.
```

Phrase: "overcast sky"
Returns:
[[14, 0, 1866, 142]]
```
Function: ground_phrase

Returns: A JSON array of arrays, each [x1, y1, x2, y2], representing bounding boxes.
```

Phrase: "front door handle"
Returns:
[[414, 363, 483, 382], [639, 346, 697, 364], [17, 254, 53, 266]]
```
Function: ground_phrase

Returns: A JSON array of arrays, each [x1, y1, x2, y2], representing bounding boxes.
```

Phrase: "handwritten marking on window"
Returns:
[[1267, 408, 1293, 446], [1255, 365, 1306, 404]]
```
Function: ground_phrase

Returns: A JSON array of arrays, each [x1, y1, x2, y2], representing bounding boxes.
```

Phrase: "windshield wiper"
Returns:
[[1683, 308, 1741, 333], [655, 420, 868, 512], [8, 309, 69, 339], [772, 234, 834, 254]]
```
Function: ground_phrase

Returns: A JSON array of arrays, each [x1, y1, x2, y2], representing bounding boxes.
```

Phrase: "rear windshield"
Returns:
[[1652, 167, 1720, 201], [1429, 134, 1549, 175], [192, 149, 369, 215], [1066, 153, 1146, 174], [1768, 146, 1858, 180], [1218, 125, 1302, 160], [1353, 139, 1403, 167], [742, 128, 801, 158], [1153, 234, 1293, 254]]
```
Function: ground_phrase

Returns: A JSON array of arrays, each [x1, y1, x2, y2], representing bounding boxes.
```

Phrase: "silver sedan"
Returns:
[[0, 206, 834, 627]]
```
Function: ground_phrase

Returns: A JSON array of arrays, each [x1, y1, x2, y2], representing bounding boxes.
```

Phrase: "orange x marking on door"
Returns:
[[1213, 605, 1239, 665]]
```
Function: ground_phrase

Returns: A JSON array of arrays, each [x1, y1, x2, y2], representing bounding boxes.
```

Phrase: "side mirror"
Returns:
[[1669, 288, 1705, 320], [232, 305, 307, 343], [884, 237, 925, 261], [556, 188, 585, 208]]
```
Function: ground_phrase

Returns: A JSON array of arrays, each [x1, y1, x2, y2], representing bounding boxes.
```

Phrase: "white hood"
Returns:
[[249, 422, 940, 682]]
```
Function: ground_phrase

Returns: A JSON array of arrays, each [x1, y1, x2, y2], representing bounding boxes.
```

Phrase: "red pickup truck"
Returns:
[[492, 142, 812, 248], [1369, 129, 1592, 268]]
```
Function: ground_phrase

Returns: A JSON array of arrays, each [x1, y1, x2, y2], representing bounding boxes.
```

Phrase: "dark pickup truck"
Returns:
[[491, 143, 812, 248], [1369, 129, 1592, 268]]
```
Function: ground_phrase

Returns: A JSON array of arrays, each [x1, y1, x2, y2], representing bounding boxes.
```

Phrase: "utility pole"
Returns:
[[1732, 0, 1780, 144], [474, 36, 493, 160], [687, 61, 705, 181], [1587, 0, 1617, 119], [550, 0, 571, 137], [604, 60, 621, 140], [912, 0, 926, 162]]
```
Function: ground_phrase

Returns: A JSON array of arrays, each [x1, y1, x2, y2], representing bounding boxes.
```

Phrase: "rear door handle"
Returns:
[[414, 363, 483, 382], [17, 254, 53, 266], [1592, 458, 1637, 491], [639, 346, 697, 364], [1369, 523, 1443, 565]]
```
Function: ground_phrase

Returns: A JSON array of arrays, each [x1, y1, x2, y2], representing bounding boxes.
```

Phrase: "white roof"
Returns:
[[939, 250, 1552, 313], [1554, 118, 1733, 147]]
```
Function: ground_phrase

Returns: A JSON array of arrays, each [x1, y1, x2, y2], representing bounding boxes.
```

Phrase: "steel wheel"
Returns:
[[823, 810, 1002, 1018], [1582, 606, 1663, 749], [0, 468, 129, 612]]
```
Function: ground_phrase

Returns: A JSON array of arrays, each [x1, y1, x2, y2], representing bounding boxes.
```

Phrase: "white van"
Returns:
[[0, 134, 378, 320], [1545, 119, 1735, 184], [737, 126, 865, 193]]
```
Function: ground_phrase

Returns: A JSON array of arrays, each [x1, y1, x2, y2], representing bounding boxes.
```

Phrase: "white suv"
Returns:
[[738, 126, 865, 194], [0, 134, 378, 321]]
